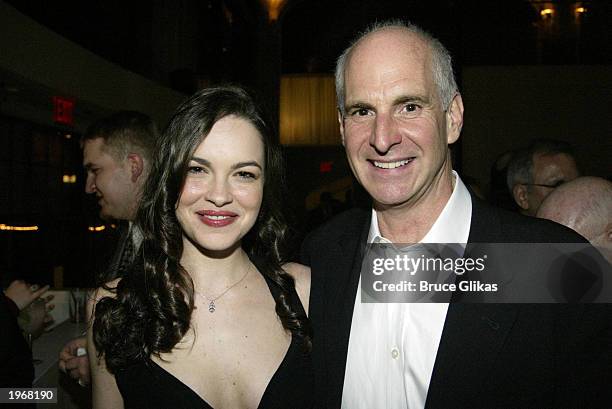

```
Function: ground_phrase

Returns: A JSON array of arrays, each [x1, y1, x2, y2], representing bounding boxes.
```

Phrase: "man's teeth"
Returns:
[[205, 215, 230, 220], [373, 159, 412, 169]]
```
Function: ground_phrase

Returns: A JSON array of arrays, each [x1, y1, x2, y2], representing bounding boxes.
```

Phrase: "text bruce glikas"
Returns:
[[369, 254, 499, 293]]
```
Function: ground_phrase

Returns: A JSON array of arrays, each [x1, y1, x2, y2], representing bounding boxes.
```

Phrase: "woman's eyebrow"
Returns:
[[190, 157, 262, 170], [231, 161, 262, 170], [190, 157, 211, 167]]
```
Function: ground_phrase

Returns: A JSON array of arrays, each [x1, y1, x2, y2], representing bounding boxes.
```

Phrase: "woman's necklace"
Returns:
[[197, 262, 252, 313]]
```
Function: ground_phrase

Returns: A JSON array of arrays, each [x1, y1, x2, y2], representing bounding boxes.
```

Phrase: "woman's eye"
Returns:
[[236, 171, 256, 179], [188, 166, 206, 174]]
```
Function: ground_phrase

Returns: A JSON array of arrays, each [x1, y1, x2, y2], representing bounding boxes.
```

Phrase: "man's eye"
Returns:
[[350, 108, 370, 116], [404, 104, 419, 112]]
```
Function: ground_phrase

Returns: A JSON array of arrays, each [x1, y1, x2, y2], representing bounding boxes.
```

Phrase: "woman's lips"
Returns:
[[196, 210, 238, 227]]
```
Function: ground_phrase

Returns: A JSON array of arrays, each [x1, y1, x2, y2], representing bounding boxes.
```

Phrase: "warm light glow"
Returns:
[[0, 224, 39, 231], [540, 8, 554, 17], [576, 7, 586, 13], [260, 0, 287, 22], [65, 134, 72, 139], [280, 75, 340, 145], [88, 225, 106, 232], [62, 174, 77, 183]]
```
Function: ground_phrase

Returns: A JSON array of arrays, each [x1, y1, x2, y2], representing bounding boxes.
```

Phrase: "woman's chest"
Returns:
[[152, 310, 291, 408]]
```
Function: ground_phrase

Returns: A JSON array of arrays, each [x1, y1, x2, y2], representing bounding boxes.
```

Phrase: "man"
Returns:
[[3, 280, 50, 313], [506, 139, 580, 216], [302, 21, 611, 408], [1, 280, 51, 394], [58, 111, 157, 386], [537, 176, 612, 264]]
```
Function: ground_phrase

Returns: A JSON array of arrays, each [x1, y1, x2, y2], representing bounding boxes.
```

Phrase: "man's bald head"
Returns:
[[537, 177, 612, 262]]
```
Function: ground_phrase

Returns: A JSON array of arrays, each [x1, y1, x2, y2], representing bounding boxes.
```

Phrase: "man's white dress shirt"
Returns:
[[341, 172, 472, 409]]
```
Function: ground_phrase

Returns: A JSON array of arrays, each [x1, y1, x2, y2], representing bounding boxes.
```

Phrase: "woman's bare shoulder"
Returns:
[[282, 263, 311, 314], [283, 262, 310, 280]]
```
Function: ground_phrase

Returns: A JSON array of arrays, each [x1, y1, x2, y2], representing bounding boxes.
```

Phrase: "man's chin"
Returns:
[[99, 209, 114, 222], [369, 189, 414, 208]]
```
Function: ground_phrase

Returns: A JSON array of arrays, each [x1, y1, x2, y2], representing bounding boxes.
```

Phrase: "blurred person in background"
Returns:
[[506, 139, 580, 216], [1, 292, 34, 408], [4, 280, 51, 313], [1, 279, 52, 409], [2, 279, 55, 338], [58, 110, 158, 387], [537, 176, 612, 264]]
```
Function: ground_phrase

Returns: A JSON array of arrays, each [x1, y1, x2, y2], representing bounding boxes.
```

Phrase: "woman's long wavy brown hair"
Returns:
[[93, 86, 312, 373]]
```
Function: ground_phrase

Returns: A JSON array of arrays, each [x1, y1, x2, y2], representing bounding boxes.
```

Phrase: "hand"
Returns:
[[19, 298, 50, 339], [4, 280, 50, 311], [59, 337, 91, 386]]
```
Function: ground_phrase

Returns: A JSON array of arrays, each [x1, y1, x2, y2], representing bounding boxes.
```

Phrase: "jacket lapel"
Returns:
[[323, 211, 371, 407], [425, 197, 520, 408], [426, 303, 519, 407], [103, 221, 131, 280]]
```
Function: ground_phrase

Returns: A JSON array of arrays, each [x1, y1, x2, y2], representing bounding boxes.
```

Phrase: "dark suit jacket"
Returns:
[[101, 222, 141, 283], [301, 198, 612, 409], [0, 293, 34, 389]]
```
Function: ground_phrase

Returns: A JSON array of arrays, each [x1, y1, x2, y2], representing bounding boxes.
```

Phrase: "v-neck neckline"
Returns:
[[148, 336, 293, 409], [147, 273, 296, 409]]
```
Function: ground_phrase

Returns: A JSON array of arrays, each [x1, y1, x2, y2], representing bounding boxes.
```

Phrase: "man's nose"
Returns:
[[369, 113, 402, 155], [85, 174, 96, 194]]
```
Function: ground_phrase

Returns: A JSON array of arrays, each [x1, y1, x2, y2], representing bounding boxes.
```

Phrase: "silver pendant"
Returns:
[[208, 300, 216, 313]]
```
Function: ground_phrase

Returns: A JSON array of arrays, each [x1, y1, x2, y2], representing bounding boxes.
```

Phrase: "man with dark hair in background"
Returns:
[[58, 110, 158, 387], [302, 21, 612, 408], [506, 139, 580, 216]]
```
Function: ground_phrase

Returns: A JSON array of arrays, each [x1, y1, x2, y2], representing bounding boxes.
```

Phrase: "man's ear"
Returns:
[[512, 184, 530, 211], [605, 222, 612, 243], [127, 153, 144, 183], [446, 93, 464, 145], [338, 108, 346, 147]]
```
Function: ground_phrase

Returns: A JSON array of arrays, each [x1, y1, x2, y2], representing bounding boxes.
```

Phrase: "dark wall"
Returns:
[[461, 65, 612, 193]]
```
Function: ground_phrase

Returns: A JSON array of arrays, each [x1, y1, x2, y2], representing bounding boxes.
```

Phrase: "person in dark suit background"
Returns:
[[301, 20, 612, 408], [1, 291, 36, 409], [58, 111, 158, 387]]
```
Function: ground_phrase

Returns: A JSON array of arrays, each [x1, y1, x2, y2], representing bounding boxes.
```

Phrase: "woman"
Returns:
[[87, 86, 313, 409]]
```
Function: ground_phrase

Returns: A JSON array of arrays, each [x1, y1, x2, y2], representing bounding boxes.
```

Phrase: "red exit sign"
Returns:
[[53, 96, 75, 126], [320, 161, 333, 173]]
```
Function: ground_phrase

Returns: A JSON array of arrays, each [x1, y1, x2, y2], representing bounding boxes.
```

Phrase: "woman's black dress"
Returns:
[[114, 270, 313, 409]]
